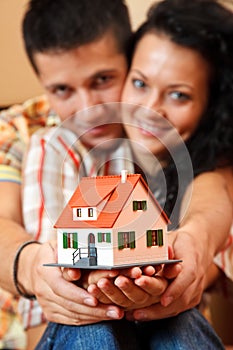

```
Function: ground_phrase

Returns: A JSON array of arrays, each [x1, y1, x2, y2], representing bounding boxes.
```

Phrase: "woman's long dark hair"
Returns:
[[131, 0, 233, 225]]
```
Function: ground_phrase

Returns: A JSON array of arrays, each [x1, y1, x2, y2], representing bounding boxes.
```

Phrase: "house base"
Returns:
[[44, 259, 182, 269]]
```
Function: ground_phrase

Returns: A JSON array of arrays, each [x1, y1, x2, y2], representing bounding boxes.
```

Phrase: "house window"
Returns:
[[133, 200, 147, 211], [77, 208, 82, 217], [118, 231, 135, 250], [98, 232, 111, 243], [63, 232, 78, 249], [147, 229, 163, 247], [88, 208, 93, 217]]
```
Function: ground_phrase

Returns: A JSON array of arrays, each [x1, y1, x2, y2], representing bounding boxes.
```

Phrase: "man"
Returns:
[[0, 0, 132, 348]]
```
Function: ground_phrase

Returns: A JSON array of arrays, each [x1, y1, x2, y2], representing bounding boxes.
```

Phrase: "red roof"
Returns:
[[54, 174, 169, 229]]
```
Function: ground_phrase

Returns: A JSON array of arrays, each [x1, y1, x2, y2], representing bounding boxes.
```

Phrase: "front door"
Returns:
[[88, 233, 97, 265]]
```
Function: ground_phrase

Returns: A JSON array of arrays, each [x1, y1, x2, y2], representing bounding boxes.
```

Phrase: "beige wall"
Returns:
[[0, 0, 231, 106], [126, 0, 155, 29], [0, 0, 155, 106], [0, 0, 42, 106]]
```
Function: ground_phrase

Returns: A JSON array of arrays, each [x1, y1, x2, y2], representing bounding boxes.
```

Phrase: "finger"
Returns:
[[62, 268, 82, 281], [97, 277, 134, 308], [162, 262, 182, 279], [141, 265, 162, 276], [45, 272, 98, 307], [117, 266, 142, 279], [85, 269, 119, 285], [125, 297, 186, 322], [42, 296, 124, 324], [127, 285, 201, 322], [87, 283, 113, 304], [114, 275, 151, 305], [160, 268, 196, 307], [168, 245, 174, 259], [134, 275, 168, 296]]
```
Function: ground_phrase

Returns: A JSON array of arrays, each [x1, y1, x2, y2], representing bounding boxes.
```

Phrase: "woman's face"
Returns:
[[122, 33, 211, 158]]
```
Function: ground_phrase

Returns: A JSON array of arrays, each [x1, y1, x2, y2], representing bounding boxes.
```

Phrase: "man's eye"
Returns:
[[132, 79, 145, 89], [97, 76, 110, 83], [55, 86, 69, 96], [50, 85, 73, 99], [93, 75, 112, 87], [170, 91, 190, 101]]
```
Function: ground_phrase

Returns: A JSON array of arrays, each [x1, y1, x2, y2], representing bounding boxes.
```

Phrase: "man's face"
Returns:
[[34, 32, 128, 149]]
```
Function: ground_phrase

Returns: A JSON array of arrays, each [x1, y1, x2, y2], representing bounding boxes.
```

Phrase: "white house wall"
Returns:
[[57, 228, 114, 266]]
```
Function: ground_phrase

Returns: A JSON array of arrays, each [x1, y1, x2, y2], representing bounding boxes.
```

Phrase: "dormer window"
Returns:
[[73, 207, 97, 221], [88, 208, 93, 217]]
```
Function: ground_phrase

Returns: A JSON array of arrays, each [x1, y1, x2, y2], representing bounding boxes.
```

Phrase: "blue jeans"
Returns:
[[35, 308, 224, 350]]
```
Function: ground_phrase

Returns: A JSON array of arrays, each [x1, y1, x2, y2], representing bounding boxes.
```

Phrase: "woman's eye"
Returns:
[[170, 91, 190, 101], [132, 79, 146, 89]]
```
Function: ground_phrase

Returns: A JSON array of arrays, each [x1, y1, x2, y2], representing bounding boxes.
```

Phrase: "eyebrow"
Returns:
[[131, 69, 148, 81], [44, 69, 119, 90], [169, 83, 193, 89], [91, 69, 119, 78], [44, 83, 68, 90]]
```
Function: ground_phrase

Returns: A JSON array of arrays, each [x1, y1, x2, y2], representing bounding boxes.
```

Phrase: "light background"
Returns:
[[0, 0, 155, 106], [1, 0, 233, 344]]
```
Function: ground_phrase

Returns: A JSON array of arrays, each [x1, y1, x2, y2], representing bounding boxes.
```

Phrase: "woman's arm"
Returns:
[[83, 170, 232, 319], [126, 170, 233, 321]]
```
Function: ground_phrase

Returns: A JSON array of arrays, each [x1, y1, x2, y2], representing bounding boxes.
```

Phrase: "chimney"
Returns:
[[121, 169, 128, 183]]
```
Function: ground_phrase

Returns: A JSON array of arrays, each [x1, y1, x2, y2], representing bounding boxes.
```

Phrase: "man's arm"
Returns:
[[0, 182, 32, 294], [0, 181, 125, 325]]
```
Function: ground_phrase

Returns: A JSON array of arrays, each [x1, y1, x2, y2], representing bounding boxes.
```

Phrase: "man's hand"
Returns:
[[19, 241, 124, 325]]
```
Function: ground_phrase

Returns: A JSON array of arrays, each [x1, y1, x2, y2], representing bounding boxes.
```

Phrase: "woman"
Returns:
[[86, 0, 233, 322], [35, 0, 233, 349], [119, 0, 233, 321]]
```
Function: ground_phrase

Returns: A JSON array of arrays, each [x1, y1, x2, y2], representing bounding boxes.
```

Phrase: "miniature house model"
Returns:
[[54, 171, 171, 268]]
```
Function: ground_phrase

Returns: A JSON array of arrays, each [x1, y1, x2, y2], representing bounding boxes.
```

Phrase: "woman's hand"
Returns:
[[73, 265, 169, 310]]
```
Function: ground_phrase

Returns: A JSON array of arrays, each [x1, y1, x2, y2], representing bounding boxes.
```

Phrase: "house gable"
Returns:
[[54, 174, 169, 229]]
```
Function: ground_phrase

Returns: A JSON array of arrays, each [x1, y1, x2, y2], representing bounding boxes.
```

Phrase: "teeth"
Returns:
[[136, 119, 164, 134]]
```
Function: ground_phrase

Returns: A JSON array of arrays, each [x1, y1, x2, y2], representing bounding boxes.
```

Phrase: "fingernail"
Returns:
[[84, 298, 96, 306], [106, 309, 119, 319]]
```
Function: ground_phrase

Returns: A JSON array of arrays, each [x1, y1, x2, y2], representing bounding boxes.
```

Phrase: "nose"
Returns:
[[76, 89, 100, 111], [142, 91, 166, 118]]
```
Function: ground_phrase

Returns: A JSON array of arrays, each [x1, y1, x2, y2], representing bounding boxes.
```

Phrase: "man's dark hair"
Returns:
[[22, 0, 132, 73]]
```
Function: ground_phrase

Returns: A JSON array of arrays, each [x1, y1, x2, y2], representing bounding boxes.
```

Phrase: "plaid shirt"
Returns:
[[214, 227, 233, 288], [0, 95, 59, 183], [20, 126, 134, 329], [0, 96, 59, 334], [0, 95, 59, 342], [0, 95, 232, 330]]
